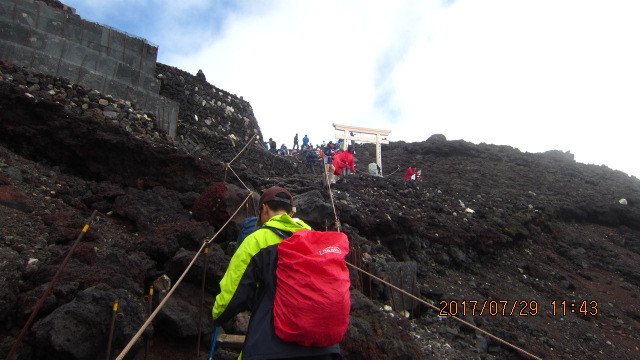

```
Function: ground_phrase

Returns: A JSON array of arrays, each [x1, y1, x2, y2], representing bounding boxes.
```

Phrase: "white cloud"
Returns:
[[390, 0, 640, 175], [64, 0, 640, 177]]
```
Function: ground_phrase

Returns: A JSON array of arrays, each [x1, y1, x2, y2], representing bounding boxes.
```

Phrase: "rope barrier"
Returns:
[[225, 163, 251, 191], [352, 164, 400, 178], [322, 164, 341, 231], [227, 134, 256, 166], [116, 134, 260, 359], [345, 263, 542, 360], [115, 192, 253, 360], [383, 165, 401, 177]]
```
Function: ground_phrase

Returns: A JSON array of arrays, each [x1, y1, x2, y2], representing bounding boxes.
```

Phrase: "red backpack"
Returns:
[[270, 228, 351, 347]]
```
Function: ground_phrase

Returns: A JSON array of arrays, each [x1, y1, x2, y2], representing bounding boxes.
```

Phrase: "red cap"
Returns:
[[258, 186, 294, 208]]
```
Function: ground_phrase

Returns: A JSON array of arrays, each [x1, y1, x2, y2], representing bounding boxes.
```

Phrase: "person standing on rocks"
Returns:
[[302, 134, 310, 149], [212, 187, 341, 360], [323, 142, 337, 184], [269, 138, 277, 153], [293, 133, 299, 150]]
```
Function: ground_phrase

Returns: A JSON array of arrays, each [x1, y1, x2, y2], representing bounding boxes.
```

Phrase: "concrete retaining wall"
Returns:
[[0, 0, 177, 137]]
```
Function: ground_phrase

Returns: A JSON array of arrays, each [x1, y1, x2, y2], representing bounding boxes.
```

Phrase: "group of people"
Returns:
[[266, 138, 292, 156], [321, 141, 355, 184], [265, 134, 356, 183], [292, 133, 311, 150], [266, 134, 314, 156], [269, 135, 425, 184]]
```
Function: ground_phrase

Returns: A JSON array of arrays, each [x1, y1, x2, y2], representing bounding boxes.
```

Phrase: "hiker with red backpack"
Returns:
[[212, 186, 350, 360]]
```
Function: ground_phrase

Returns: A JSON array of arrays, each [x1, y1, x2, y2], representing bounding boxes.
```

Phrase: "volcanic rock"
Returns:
[[0, 54, 639, 360]]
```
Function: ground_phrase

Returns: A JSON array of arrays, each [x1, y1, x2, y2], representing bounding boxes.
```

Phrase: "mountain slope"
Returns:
[[1, 61, 639, 360]]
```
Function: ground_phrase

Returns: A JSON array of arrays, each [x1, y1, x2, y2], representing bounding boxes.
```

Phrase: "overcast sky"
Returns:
[[63, 0, 640, 178]]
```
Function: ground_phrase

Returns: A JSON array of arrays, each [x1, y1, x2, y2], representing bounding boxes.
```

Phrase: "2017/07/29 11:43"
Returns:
[[551, 300, 598, 316]]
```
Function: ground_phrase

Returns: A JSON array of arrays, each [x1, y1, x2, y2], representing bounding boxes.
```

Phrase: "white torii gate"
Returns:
[[333, 123, 391, 176]]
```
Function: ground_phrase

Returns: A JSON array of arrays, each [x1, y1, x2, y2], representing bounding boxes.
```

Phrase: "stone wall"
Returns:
[[156, 63, 264, 158], [0, 0, 177, 137]]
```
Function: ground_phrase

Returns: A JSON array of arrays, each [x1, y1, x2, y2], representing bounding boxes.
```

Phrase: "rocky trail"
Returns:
[[1, 60, 640, 360]]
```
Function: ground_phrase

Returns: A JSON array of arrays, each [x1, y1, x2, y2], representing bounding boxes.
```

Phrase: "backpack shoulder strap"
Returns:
[[261, 225, 293, 240]]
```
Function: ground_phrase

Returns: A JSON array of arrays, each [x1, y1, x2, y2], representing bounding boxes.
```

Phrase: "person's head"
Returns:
[[411, 164, 416, 169], [347, 145, 354, 153], [269, 138, 273, 141], [257, 186, 294, 225]]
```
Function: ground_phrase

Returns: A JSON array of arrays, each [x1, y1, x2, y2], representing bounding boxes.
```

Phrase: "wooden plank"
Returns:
[[217, 334, 245, 349]]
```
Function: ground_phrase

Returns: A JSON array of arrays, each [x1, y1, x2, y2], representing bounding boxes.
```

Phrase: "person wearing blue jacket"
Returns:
[[322, 142, 337, 184]]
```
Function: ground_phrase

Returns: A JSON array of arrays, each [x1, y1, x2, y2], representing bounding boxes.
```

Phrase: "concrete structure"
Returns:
[[0, 0, 177, 137], [333, 123, 391, 175]]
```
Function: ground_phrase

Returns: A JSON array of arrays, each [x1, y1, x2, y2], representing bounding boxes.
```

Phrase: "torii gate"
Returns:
[[333, 123, 391, 176]]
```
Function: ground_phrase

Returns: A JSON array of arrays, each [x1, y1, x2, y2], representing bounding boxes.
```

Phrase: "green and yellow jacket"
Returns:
[[212, 213, 340, 360]]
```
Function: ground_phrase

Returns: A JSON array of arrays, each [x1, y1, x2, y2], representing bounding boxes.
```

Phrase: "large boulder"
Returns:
[[112, 186, 191, 233], [193, 183, 258, 243], [155, 282, 215, 338], [135, 221, 215, 265], [341, 290, 423, 360], [193, 183, 258, 227], [294, 190, 334, 230], [32, 283, 149, 360], [164, 247, 228, 294]]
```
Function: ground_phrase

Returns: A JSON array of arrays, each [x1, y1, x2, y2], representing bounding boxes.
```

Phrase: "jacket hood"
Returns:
[[263, 213, 312, 232]]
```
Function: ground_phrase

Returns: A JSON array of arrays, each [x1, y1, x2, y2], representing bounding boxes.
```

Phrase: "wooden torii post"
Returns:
[[333, 123, 391, 176]]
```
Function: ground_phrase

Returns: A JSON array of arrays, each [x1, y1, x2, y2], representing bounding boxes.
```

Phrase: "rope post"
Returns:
[[196, 246, 209, 358], [387, 274, 397, 312], [400, 266, 407, 316], [144, 287, 153, 360], [106, 300, 119, 360], [251, 193, 258, 218], [5, 210, 98, 360]]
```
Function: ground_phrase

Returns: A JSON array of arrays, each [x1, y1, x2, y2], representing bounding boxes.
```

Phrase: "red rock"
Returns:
[[0, 185, 33, 212]]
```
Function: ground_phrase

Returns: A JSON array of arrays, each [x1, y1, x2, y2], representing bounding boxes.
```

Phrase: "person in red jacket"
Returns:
[[333, 145, 356, 180], [405, 165, 418, 180]]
